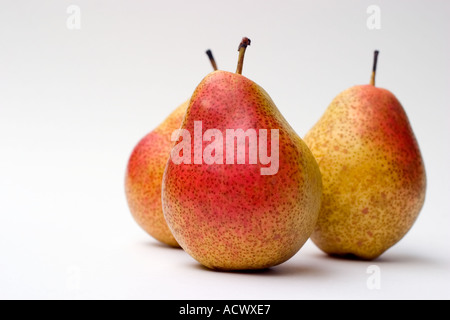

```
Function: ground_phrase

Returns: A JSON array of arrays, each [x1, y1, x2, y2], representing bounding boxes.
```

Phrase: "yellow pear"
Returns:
[[304, 51, 426, 259]]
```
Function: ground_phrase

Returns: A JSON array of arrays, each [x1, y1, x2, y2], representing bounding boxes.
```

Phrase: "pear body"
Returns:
[[304, 85, 426, 259], [125, 101, 188, 247], [162, 71, 322, 270]]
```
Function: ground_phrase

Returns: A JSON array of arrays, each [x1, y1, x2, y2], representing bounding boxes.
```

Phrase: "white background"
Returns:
[[0, 0, 449, 299]]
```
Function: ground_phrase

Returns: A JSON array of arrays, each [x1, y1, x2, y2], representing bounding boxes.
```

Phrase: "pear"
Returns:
[[125, 50, 218, 247], [162, 38, 322, 270], [304, 51, 426, 260]]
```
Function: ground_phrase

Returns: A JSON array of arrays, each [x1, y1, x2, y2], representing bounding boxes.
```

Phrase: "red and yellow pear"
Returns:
[[162, 38, 322, 270], [125, 51, 218, 247]]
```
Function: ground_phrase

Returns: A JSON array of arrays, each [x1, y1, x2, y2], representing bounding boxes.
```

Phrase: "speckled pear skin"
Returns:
[[125, 101, 188, 247], [304, 85, 426, 260], [162, 71, 323, 270]]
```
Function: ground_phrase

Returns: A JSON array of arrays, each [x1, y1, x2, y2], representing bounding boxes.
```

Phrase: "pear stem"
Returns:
[[370, 50, 379, 86], [236, 37, 251, 75], [206, 49, 218, 71]]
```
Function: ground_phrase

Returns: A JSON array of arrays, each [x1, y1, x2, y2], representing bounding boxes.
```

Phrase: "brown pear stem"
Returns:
[[236, 37, 251, 75], [370, 50, 379, 86], [206, 49, 218, 71]]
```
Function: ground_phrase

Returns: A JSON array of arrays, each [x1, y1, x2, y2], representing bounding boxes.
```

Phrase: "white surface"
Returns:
[[0, 0, 449, 300]]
